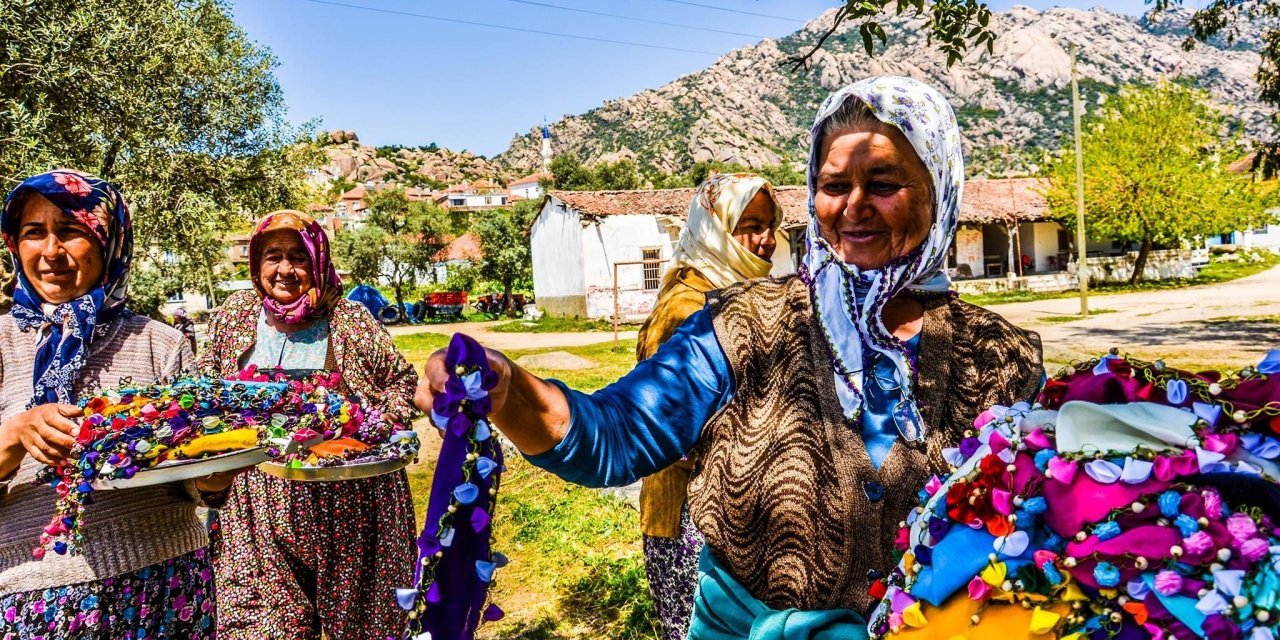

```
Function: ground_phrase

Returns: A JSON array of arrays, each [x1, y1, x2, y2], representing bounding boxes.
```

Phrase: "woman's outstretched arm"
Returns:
[[415, 310, 732, 488]]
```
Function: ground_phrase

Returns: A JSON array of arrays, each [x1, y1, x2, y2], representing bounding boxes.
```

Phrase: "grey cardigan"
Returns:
[[0, 313, 206, 596]]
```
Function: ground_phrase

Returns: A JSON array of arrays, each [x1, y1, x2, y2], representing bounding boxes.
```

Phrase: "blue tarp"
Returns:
[[346, 284, 390, 318]]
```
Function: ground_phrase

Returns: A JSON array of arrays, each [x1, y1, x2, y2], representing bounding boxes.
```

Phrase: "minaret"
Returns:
[[540, 122, 552, 174]]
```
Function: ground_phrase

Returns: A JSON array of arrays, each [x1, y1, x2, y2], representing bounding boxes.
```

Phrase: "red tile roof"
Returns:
[[547, 178, 1049, 227], [434, 233, 482, 262]]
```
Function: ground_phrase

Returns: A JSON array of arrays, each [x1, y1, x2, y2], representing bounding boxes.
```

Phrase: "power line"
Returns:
[[293, 0, 720, 55], [648, 0, 805, 22], [498, 0, 769, 39]]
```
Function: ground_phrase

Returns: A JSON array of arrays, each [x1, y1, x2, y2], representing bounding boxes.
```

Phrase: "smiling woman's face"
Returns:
[[812, 121, 933, 270], [16, 194, 104, 304], [257, 229, 314, 305]]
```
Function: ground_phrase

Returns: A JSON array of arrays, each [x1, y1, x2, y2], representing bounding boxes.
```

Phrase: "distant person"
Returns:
[[172, 307, 197, 354], [635, 172, 781, 640], [198, 210, 418, 640]]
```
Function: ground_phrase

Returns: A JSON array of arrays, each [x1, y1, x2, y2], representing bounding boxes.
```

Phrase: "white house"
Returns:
[[507, 173, 548, 201], [531, 188, 807, 320], [437, 180, 508, 211]]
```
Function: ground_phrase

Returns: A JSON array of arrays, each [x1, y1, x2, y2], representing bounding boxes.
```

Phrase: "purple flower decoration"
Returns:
[[404, 333, 506, 640]]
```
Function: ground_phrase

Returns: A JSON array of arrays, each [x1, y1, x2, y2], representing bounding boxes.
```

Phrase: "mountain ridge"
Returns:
[[492, 5, 1268, 178]]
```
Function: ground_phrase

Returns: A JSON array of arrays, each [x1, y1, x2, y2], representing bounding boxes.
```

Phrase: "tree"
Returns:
[[0, 0, 315, 315], [1044, 82, 1277, 283], [470, 200, 540, 314], [548, 154, 598, 190], [794, 1, 997, 69], [334, 187, 454, 313], [1149, 1, 1280, 177], [593, 159, 642, 190]]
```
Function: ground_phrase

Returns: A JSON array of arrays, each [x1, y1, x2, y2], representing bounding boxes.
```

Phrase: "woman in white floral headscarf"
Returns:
[[414, 76, 1044, 639]]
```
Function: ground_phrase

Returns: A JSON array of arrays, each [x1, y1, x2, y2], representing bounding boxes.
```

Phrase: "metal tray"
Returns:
[[92, 447, 271, 490], [256, 456, 411, 482]]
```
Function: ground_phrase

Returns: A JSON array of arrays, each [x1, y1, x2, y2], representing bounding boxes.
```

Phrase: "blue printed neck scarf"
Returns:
[[2, 170, 133, 407]]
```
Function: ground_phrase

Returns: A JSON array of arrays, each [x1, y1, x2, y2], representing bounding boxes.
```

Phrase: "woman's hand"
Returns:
[[194, 469, 244, 494], [414, 345, 514, 419], [0, 404, 81, 467], [413, 342, 570, 456]]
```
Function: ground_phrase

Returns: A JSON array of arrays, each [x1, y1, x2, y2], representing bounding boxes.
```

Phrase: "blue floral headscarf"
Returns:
[[2, 169, 134, 407], [800, 76, 964, 442]]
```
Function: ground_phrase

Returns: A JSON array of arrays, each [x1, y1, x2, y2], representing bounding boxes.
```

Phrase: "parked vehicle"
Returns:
[[423, 291, 468, 320], [473, 293, 527, 316]]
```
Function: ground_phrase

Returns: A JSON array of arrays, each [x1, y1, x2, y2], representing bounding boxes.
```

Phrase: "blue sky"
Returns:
[[231, 0, 1164, 156]]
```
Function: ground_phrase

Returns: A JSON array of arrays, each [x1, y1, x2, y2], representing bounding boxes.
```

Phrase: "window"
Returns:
[[450, 198, 466, 207], [167, 291, 185, 303], [642, 248, 662, 291]]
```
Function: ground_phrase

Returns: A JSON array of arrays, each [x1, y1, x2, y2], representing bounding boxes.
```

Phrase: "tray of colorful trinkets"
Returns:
[[36, 369, 419, 558], [257, 429, 421, 481]]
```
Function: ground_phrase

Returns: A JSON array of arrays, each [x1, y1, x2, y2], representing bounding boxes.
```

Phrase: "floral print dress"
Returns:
[[198, 290, 419, 640], [1, 550, 215, 640]]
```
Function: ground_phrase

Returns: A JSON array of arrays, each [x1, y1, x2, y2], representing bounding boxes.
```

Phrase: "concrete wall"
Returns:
[[953, 226, 984, 278], [1082, 249, 1198, 283], [510, 183, 543, 200], [531, 199, 587, 317], [581, 215, 677, 320], [1020, 221, 1066, 273]]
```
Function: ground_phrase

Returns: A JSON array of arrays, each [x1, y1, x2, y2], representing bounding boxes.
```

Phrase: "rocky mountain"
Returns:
[[312, 129, 514, 186], [495, 5, 1269, 178]]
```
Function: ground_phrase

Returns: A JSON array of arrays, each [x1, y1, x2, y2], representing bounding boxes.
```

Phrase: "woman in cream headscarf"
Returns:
[[637, 173, 781, 640]]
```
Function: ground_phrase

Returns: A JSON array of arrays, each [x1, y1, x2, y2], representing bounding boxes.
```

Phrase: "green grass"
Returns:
[[1036, 308, 1117, 323], [490, 316, 643, 334], [399, 335, 656, 639], [961, 251, 1280, 307]]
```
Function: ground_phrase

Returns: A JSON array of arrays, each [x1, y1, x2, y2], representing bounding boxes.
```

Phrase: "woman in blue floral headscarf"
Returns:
[[0, 170, 221, 640], [415, 77, 1045, 639]]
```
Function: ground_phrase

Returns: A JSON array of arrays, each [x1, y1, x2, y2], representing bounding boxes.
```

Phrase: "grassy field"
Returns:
[[490, 316, 643, 334], [396, 334, 658, 639], [961, 250, 1280, 307]]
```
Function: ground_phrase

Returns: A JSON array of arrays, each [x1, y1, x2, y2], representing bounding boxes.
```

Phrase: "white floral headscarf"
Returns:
[[799, 76, 964, 441]]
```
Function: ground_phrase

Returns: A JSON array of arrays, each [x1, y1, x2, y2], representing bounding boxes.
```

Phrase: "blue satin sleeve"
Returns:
[[524, 309, 733, 488]]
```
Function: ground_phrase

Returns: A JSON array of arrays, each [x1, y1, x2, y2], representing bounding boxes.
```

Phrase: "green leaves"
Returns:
[[0, 0, 313, 317], [1044, 82, 1278, 282], [789, 0, 996, 69]]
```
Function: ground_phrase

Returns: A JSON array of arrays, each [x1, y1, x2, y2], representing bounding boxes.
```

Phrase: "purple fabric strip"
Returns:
[[404, 334, 504, 640]]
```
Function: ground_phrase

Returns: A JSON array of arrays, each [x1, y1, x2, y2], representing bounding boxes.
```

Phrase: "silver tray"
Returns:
[[92, 447, 271, 490], [256, 456, 411, 482]]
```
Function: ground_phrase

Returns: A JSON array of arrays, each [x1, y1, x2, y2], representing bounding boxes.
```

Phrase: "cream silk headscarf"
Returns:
[[668, 173, 783, 288]]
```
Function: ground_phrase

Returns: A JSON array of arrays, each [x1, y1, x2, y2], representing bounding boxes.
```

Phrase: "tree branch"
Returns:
[[786, 6, 850, 71]]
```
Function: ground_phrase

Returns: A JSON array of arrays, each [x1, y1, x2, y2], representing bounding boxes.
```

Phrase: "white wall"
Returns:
[[510, 183, 543, 200], [531, 199, 587, 316], [953, 226, 983, 277], [581, 215, 677, 319], [1021, 222, 1064, 272]]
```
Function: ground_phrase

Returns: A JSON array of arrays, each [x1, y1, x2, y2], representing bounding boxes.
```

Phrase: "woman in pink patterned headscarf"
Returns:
[[199, 209, 419, 640]]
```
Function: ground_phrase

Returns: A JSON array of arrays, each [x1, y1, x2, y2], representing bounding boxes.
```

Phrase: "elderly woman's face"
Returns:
[[258, 230, 314, 306], [16, 194, 105, 304], [731, 191, 778, 261], [813, 122, 933, 270]]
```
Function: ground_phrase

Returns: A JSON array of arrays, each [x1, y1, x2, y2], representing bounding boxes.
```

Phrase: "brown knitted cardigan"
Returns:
[[688, 275, 1043, 613]]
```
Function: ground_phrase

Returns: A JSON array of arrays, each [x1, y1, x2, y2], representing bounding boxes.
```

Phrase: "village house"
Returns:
[[437, 180, 508, 211], [507, 173, 549, 201], [530, 187, 807, 319]]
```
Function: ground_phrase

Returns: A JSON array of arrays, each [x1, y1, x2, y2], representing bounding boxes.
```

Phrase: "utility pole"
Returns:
[[1071, 43, 1090, 316]]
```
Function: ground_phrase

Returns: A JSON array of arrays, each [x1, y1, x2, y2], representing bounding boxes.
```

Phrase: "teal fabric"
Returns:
[[688, 549, 869, 640], [246, 311, 330, 369]]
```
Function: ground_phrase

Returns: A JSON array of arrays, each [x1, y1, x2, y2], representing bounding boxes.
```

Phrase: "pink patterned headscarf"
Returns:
[[249, 210, 342, 325]]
